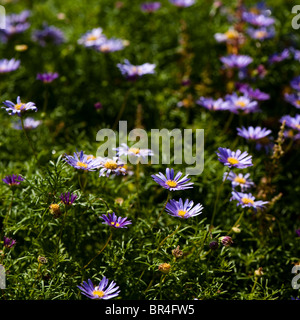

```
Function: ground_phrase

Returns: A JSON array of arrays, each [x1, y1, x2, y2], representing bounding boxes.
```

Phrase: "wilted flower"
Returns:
[[2, 174, 24, 186], [165, 198, 203, 219], [0, 58, 21, 74], [254, 267, 264, 277], [209, 241, 219, 250], [151, 168, 193, 191], [169, 0, 195, 7], [223, 171, 254, 191], [158, 263, 171, 273], [3, 236, 17, 249], [216, 147, 253, 169], [32, 23, 65, 46], [117, 59, 156, 81], [60, 192, 78, 205], [37, 256, 48, 264], [220, 54, 253, 69], [98, 157, 127, 177], [172, 245, 183, 258], [140, 2, 161, 12], [2, 96, 37, 116], [49, 203, 62, 218], [64, 150, 101, 171], [36, 72, 59, 83], [230, 191, 269, 210], [100, 212, 132, 228], [220, 236, 233, 247], [78, 276, 120, 300]]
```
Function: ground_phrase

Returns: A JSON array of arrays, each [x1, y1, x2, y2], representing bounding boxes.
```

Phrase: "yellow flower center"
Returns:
[[255, 31, 267, 39], [296, 125, 300, 130], [241, 197, 254, 205], [104, 160, 118, 170], [227, 157, 239, 165], [128, 147, 140, 154], [92, 290, 105, 298], [225, 30, 239, 39], [100, 45, 110, 52], [76, 161, 88, 169], [234, 176, 246, 184], [165, 180, 178, 188], [14, 103, 25, 110], [86, 155, 96, 160], [177, 210, 187, 217], [87, 35, 98, 41], [296, 100, 300, 106], [111, 222, 120, 227], [235, 101, 247, 108]]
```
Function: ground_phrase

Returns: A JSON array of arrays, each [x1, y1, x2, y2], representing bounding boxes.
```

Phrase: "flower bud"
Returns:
[[220, 236, 233, 247], [158, 263, 171, 274]]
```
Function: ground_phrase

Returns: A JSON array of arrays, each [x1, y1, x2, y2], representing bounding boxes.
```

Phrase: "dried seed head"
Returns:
[[172, 245, 183, 258], [158, 263, 171, 274]]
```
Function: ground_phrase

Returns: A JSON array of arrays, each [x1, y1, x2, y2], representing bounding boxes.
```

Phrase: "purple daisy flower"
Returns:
[[242, 12, 275, 27], [268, 48, 290, 64], [230, 191, 268, 210], [223, 171, 254, 191], [224, 93, 259, 114], [117, 59, 156, 81], [151, 168, 194, 191], [237, 84, 270, 101], [196, 97, 228, 111], [2, 174, 24, 186], [0, 58, 21, 74], [165, 198, 203, 219], [246, 27, 275, 41], [141, 2, 161, 12], [214, 28, 244, 44], [64, 150, 101, 171], [2, 96, 37, 116], [78, 27, 106, 47], [169, 0, 195, 7], [96, 38, 125, 53], [280, 114, 300, 131], [220, 54, 253, 69], [0, 10, 31, 42], [60, 192, 78, 205], [237, 126, 272, 140], [100, 212, 132, 228], [290, 47, 300, 62], [290, 76, 300, 91], [216, 147, 253, 169], [98, 157, 127, 177], [12, 117, 42, 130], [3, 236, 17, 249], [284, 93, 300, 109], [36, 72, 59, 83], [32, 23, 65, 47], [78, 277, 120, 300], [113, 143, 154, 160]]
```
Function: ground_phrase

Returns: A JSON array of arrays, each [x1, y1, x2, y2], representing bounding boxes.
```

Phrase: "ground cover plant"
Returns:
[[0, 0, 300, 300]]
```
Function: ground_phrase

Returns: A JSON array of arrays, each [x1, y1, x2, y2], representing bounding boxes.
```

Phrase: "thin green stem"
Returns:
[[151, 193, 170, 228], [112, 88, 131, 131], [21, 116, 38, 162], [3, 190, 14, 230]]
